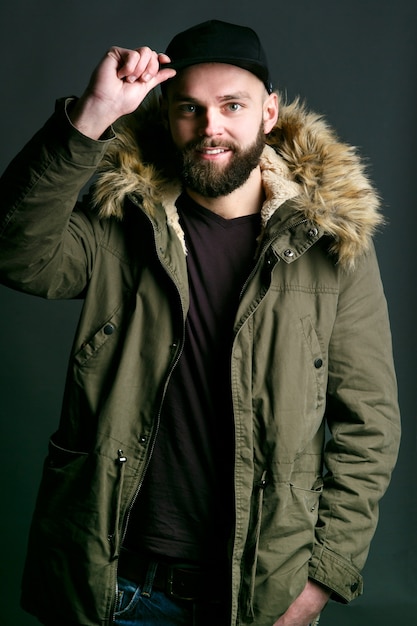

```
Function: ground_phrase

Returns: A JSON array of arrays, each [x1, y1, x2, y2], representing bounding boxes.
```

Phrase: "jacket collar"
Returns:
[[92, 95, 382, 269]]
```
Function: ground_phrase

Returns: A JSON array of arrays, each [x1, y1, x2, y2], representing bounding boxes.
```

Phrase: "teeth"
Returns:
[[203, 148, 226, 155]]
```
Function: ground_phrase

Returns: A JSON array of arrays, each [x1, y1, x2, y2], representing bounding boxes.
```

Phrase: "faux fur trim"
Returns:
[[92, 94, 382, 269], [267, 98, 382, 268]]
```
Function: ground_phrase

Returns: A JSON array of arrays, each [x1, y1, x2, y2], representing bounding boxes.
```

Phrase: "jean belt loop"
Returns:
[[141, 559, 158, 597]]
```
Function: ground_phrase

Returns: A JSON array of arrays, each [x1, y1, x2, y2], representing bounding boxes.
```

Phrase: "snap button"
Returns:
[[103, 323, 115, 335], [284, 249, 294, 258], [314, 358, 323, 369], [139, 435, 147, 444], [308, 227, 319, 238]]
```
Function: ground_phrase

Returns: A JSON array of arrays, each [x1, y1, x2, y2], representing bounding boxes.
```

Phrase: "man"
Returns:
[[0, 19, 400, 626]]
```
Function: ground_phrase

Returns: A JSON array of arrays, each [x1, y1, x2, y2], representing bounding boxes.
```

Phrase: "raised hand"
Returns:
[[69, 47, 176, 139]]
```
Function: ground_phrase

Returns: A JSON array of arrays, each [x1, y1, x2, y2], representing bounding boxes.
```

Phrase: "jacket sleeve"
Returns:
[[0, 98, 114, 298], [308, 245, 401, 602]]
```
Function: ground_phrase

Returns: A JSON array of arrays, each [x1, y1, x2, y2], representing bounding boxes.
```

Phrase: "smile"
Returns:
[[199, 148, 228, 155]]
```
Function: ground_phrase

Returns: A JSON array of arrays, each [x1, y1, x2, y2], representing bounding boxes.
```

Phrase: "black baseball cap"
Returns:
[[162, 20, 273, 94]]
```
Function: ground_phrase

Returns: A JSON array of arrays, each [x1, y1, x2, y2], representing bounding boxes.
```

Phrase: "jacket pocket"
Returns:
[[35, 438, 129, 558], [32, 436, 94, 540], [42, 435, 90, 497], [108, 449, 128, 559], [47, 435, 89, 468], [288, 477, 324, 527], [244, 469, 268, 619]]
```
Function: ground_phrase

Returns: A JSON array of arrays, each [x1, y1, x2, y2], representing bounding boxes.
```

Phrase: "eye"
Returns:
[[227, 103, 242, 112], [178, 103, 197, 114]]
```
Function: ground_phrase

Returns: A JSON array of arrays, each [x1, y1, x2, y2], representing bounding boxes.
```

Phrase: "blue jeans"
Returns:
[[114, 576, 320, 626], [114, 575, 230, 626]]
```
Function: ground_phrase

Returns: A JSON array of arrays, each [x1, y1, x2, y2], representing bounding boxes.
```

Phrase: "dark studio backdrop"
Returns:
[[0, 1, 415, 625]]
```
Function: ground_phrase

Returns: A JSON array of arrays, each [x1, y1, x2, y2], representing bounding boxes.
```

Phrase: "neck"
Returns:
[[186, 166, 265, 219]]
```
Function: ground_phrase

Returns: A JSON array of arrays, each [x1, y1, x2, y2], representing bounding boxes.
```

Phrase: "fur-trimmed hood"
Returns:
[[93, 95, 382, 269]]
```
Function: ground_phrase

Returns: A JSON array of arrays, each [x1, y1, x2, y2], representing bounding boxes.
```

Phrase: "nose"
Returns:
[[199, 108, 223, 137]]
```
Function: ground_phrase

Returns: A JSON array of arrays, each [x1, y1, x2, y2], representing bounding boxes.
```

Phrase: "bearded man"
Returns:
[[0, 19, 400, 626]]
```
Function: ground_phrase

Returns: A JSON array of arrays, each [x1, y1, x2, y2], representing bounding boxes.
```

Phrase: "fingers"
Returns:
[[123, 47, 158, 83], [108, 46, 175, 86]]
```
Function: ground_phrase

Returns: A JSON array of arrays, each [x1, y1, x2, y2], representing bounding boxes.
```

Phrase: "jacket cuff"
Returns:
[[308, 545, 363, 603], [47, 97, 115, 167]]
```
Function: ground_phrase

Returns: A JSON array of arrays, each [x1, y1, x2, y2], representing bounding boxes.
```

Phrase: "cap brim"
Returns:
[[160, 56, 269, 83]]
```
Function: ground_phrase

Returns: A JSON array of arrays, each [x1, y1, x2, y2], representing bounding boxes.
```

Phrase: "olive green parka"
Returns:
[[0, 95, 400, 626]]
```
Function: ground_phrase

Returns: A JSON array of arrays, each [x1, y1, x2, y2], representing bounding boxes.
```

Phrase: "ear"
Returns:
[[263, 92, 279, 134]]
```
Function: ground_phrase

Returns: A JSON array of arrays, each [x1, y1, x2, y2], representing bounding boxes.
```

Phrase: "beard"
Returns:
[[175, 124, 266, 198]]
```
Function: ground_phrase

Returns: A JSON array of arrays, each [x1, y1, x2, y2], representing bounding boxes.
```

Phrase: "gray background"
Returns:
[[0, 1, 415, 624]]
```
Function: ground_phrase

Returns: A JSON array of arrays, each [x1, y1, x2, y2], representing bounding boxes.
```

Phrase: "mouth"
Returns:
[[199, 148, 228, 155], [195, 146, 233, 161]]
